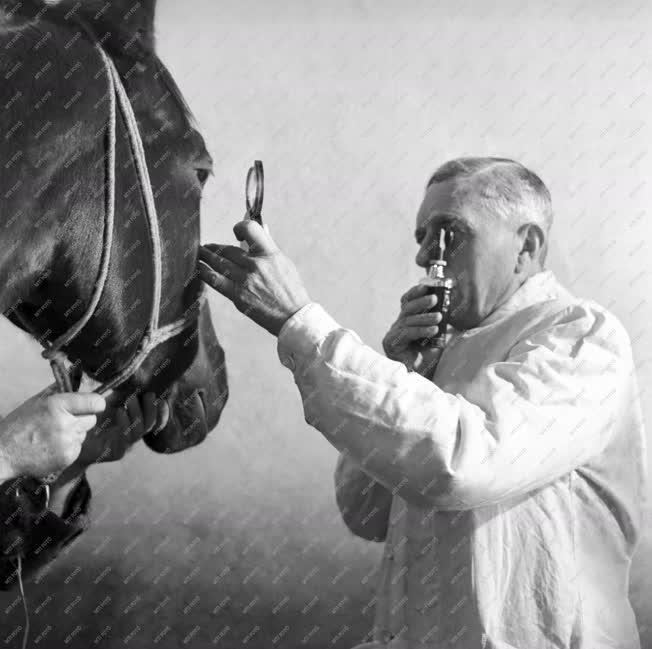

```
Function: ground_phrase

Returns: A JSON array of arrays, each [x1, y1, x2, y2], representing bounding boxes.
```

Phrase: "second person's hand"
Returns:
[[0, 388, 106, 480], [74, 391, 169, 469]]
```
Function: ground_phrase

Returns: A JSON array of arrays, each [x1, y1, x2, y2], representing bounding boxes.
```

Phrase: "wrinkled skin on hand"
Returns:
[[0, 387, 106, 479], [197, 220, 311, 337], [51, 390, 168, 494], [382, 283, 444, 377]]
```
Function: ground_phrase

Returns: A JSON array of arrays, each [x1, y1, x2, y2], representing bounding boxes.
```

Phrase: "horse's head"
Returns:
[[0, 0, 228, 454]]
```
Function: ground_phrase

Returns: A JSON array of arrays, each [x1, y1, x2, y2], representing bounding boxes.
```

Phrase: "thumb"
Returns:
[[233, 219, 278, 255], [54, 392, 107, 416]]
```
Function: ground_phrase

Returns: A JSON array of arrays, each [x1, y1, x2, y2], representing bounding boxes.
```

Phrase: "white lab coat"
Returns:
[[277, 270, 647, 649]]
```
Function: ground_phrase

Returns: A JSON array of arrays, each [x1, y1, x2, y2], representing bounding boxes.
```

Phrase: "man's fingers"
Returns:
[[400, 293, 438, 316], [198, 247, 247, 281], [55, 392, 106, 416], [233, 220, 278, 255], [73, 413, 99, 435], [199, 244, 248, 270], [202, 244, 252, 268], [386, 323, 440, 346], [400, 284, 430, 305], [400, 312, 443, 327], [401, 325, 440, 340], [36, 382, 60, 400], [102, 388, 124, 411], [198, 261, 237, 298]]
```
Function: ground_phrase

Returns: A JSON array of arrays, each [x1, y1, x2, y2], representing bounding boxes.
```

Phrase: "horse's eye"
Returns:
[[196, 168, 210, 185]]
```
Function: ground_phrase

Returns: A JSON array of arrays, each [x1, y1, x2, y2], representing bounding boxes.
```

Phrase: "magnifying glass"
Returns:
[[241, 160, 266, 252], [245, 160, 264, 225]]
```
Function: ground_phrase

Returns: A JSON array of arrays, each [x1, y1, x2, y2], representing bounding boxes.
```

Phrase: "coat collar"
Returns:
[[459, 270, 572, 333]]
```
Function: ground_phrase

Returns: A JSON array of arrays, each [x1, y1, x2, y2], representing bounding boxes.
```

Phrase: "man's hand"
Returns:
[[382, 283, 444, 376], [0, 387, 106, 479], [197, 220, 311, 336]]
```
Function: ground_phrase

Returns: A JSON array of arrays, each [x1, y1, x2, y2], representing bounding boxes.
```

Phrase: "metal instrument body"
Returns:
[[418, 227, 456, 348]]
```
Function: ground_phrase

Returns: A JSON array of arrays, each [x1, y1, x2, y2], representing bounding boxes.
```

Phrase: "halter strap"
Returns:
[[40, 31, 202, 396]]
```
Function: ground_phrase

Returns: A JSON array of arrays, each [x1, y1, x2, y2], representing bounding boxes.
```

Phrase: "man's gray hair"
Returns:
[[427, 157, 553, 263]]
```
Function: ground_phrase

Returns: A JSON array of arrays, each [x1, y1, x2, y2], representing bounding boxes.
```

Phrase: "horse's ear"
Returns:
[[57, 0, 158, 59]]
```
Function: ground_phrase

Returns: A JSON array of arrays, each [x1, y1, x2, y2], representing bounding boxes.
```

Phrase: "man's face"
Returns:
[[414, 179, 521, 330]]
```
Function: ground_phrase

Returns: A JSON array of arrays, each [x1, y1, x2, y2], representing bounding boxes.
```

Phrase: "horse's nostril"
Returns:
[[142, 388, 208, 454]]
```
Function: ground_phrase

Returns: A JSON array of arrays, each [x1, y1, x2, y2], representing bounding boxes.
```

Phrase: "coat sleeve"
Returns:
[[277, 301, 632, 510], [333, 451, 392, 541]]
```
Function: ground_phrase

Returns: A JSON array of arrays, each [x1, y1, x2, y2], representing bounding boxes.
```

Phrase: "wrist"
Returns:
[[274, 300, 312, 337]]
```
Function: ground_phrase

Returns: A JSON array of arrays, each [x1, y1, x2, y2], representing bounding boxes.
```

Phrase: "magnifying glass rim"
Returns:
[[253, 160, 264, 210], [245, 160, 264, 221], [246, 166, 257, 211]]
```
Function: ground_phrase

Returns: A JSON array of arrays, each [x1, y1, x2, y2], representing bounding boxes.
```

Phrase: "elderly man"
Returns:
[[198, 157, 646, 649]]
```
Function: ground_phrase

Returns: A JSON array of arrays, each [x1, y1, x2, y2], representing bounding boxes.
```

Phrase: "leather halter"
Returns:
[[36, 32, 204, 397]]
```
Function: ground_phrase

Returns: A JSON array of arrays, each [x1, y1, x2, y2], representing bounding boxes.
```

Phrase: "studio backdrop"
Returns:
[[1, 1, 650, 648]]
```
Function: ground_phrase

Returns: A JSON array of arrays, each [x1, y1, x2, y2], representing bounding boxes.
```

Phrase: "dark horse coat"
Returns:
[[0, 0, 228, 589]]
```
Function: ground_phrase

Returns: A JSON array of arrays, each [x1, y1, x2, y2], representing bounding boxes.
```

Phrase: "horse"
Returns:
[[0, 0, 228, 587]]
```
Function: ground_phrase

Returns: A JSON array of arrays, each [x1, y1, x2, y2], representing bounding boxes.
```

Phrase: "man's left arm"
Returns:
[[278, 301, 633, 510]]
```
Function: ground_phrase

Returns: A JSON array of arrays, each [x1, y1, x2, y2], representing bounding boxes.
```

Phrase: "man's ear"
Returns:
[[515, 223, 545, 273]]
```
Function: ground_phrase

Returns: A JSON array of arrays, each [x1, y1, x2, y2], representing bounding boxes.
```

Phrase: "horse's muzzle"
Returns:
[[141, 300, 228, 453], [143, 386, 209, 453]]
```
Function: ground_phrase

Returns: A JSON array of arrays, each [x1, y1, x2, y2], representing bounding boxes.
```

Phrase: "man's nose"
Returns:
[[415, 240, 436, 268]]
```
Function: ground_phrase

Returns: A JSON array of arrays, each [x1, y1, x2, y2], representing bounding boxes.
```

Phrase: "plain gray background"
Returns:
[[0, 1, 650, 647]]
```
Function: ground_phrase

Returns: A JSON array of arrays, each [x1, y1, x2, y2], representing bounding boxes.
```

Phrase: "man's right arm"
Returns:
[[334, 452, 393, 542]]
